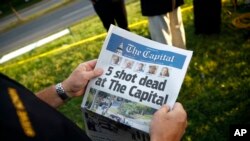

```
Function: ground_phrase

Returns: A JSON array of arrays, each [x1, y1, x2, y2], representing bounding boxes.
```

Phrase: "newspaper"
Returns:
[[82, 109, 150, 141], [81, 25, 193, 135]]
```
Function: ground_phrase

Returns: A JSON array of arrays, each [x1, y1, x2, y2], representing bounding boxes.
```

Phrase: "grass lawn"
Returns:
[[0, 0, 249, 140]]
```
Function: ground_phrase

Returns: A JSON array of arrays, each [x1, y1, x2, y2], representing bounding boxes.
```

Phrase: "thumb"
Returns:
[[82, 68, 103, 80], [158, 104, 170, 113]]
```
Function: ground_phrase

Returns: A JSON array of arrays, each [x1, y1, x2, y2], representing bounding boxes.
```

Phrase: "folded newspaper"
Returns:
[[81, 25, 193, 137]]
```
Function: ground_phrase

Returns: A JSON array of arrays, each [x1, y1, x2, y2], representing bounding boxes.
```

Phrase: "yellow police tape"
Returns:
[[0, 6, 193, 71]]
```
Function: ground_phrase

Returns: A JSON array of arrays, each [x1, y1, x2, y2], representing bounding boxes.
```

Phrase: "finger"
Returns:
[[171, 102, 187, 120], [82, 68, 103, 80], [172, 102, 184, 111], [80, 59, 98, 71], [86, 59, 98, 69], [158, 104, 170, 113]]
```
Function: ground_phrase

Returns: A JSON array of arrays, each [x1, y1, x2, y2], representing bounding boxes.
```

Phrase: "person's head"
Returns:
[[148, 66, 157, 74], [136, 63, 144, 71], [125, 60, 133, 69], [161, 67, 169, 77], [111, 55, 120, 64]]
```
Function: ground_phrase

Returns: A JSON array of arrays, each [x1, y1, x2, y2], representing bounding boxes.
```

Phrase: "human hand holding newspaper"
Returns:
[[81, 25, 192, 140], [150, 103, 187, 141]]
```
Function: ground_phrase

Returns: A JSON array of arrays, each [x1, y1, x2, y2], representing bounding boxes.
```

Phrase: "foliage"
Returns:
[[0, 0, 249, 140], [118, 102, 154, 118]]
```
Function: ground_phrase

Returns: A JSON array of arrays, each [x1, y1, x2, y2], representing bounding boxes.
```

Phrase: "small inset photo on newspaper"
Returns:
[[84, 88, 157, 132], [110, 54, 122, 66], [146, 65, 158, 75], [83, 110, 150, 141], [134, 62, 145, 73], [122, 59, 134, 69], [159, 67, 170, 77]]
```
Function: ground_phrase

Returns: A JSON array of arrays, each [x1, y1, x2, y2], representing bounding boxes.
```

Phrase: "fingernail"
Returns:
[[164, 104, 171, 112], [95, 68, 103, 74]]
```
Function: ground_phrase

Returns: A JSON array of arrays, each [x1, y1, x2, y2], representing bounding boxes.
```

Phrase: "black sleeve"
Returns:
[[0, 73, 92, 141]]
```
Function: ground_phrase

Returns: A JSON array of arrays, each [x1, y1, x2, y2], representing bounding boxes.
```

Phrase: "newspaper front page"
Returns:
[[82, 109, 150, 141], [81, 25, 193, 135]]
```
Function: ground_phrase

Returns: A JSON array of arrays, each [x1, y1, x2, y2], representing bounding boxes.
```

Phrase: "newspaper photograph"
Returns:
[[82, 109, 150, 141], [81, 25, 193, 133]]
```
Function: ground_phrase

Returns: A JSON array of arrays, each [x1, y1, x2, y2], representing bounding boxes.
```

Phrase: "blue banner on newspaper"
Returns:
[[107, 33, 186, 69]]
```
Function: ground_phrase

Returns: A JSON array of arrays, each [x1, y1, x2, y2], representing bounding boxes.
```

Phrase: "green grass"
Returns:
[[1, 0, 249, 141], [138, 114, 153, 120]]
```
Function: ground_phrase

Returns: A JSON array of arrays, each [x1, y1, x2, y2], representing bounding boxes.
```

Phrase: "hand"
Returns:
[[62, 59, 103, 97], [150, 102, 187, 141]]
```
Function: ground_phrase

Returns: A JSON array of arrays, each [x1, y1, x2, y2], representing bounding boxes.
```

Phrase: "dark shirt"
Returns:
[[0, 73, 91, 141], [140, 0, 184, 16]]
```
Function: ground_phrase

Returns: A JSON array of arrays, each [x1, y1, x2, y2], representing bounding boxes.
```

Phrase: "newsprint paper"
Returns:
[[81, 25, 193, 141]]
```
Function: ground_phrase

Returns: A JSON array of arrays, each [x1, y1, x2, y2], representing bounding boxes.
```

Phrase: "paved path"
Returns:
[[0, 0, 63, 30], [0, 0, 95, 57]]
